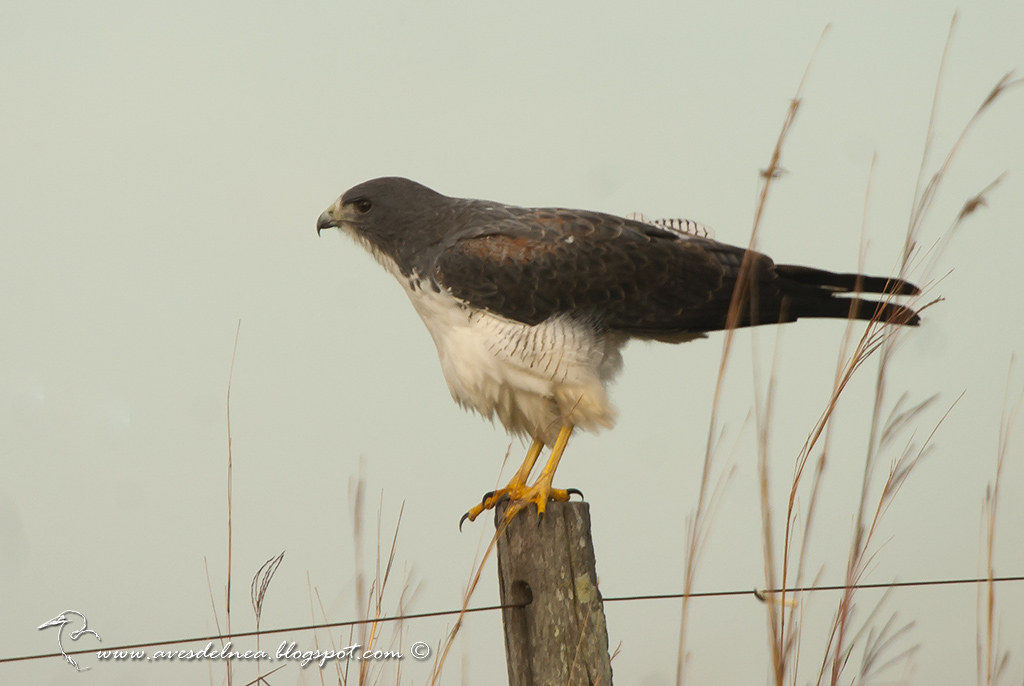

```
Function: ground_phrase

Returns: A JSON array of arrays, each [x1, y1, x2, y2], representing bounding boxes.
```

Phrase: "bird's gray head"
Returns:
[[317, 177, 457, 275]]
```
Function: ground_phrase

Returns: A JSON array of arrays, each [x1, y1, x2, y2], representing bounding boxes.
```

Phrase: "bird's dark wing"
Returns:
[[434, 208, 770, 333], [434, 207, 920, 333]]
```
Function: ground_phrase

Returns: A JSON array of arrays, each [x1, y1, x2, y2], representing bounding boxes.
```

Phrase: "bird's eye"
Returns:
[[354, 199, 372, 214]]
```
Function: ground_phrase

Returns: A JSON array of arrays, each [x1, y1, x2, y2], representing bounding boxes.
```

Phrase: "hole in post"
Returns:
[[509, 580, 533, 607]]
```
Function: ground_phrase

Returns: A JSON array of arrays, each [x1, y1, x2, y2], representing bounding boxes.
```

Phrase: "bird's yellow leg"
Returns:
[[460, 424, 581, 529], [510, 423, 576, 520], [505, 437, 546, 492]]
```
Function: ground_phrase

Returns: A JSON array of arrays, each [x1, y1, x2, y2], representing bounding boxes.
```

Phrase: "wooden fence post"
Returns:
[[495, 500, 613, 686]]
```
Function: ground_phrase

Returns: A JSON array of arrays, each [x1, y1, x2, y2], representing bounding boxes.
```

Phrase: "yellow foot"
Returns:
[[460, 424, 579, 530], [459, 484, 583, 530]]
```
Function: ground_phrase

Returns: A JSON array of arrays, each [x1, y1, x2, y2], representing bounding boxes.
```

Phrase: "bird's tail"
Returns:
[[775, 264, 921, 326], [775, 265, 919, 296]]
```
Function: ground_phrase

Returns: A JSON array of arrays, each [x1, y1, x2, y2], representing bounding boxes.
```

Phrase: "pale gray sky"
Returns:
[[3, 2, 1023, 684]]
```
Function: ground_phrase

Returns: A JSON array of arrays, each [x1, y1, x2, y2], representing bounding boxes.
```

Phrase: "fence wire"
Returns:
[[4, 573, 1023, 666]]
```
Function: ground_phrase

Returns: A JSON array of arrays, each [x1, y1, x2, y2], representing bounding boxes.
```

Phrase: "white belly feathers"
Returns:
[[402, 275, 624, 445]]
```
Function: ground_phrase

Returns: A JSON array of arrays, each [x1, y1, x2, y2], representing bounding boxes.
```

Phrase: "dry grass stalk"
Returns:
[[341, 478, 409, 686], [250, 551, 285, 684], [224, 320, 242, 686], [203, 557, 227, 685], [306, 572, 328, 686], [977, 361, 1022, 686], [429, 515, 508, 685]]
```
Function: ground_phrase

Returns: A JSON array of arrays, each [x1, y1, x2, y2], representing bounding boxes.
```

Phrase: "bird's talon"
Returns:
[[566, 487, 584, 500], [459, 500, 489, 530]]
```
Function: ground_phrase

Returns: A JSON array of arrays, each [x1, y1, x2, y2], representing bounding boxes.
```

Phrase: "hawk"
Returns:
[[316, 177, 920, 526]]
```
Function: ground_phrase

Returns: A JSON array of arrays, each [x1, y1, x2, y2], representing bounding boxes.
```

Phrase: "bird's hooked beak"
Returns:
[[316, 198, 345, 236], [38, 614, 67, 629]]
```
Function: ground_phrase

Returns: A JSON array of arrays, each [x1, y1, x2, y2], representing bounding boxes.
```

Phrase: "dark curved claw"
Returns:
[[566, 488, 584, 500], [480, 490, 495, 507], [459, 512, 471, 532]]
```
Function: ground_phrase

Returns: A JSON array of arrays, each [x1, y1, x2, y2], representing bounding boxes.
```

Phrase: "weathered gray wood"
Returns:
[[496, 500, 613, 686]]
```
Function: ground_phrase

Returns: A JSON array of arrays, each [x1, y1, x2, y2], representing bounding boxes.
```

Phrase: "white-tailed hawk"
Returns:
[[316, 177, 920, 526]]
